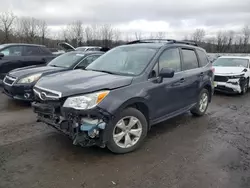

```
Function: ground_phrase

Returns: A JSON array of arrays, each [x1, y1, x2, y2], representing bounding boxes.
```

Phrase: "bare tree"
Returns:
[[38, 20, 48, 45], [0, 11, 16, 42], [226, 31, 234, 52], [100, 24, 114, 47], [113, 28, 121, 45], [84, 24, 101, 45], [155, 32, 166, 39], [134, 31, 142, 40], [192, 29, 206, 42], [15, 17, 41, 43], [242, 25, 250, 52], [65, 20, 83, 47]]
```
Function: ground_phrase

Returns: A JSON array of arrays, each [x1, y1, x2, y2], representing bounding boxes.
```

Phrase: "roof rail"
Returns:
[[126, 39, 198, 46], [175, 40, 198, 46], [126, 39, 176, 44]]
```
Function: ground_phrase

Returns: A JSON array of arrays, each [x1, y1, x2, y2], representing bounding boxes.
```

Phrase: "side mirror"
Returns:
[[0, 53, 4, 58], [159, 68, 175, 78]]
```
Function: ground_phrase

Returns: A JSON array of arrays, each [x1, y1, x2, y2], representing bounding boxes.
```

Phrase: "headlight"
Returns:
[[63, 90, 110, 110], [17, 73, 42, 84], [228, 74, 245, 79]]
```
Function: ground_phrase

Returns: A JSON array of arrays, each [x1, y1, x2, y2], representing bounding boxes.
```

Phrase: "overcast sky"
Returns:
[[1, 0, 250, 39]]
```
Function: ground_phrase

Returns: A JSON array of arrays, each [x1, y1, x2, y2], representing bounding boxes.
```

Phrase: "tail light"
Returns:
[[211, 67, 215, 73]]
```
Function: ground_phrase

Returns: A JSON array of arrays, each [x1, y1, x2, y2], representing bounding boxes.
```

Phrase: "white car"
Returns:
[[213, 56, 250, 94]]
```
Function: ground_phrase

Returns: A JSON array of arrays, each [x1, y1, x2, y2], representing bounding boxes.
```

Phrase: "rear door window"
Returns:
[[197, 49, 209, 67], [181, 49, 199, 70], [24, 46, 42, 56]]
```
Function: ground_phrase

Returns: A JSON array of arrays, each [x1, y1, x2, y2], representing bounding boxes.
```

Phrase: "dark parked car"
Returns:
[[0, 43, 56, 80], [2, 51, 104, 101], [32, 39, 214, 154]]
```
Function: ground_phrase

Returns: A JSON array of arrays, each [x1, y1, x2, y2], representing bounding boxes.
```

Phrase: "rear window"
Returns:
[[40, 47, 52, 55], [182, 49, 199, 70], [197, 49, 209, 67]]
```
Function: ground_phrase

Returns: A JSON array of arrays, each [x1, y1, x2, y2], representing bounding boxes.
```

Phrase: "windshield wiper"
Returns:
[[49, 65, 64, 68], [87, 69, 116, 75]]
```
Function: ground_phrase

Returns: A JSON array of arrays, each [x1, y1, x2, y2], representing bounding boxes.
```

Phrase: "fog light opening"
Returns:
[[24, 93, 30, 99]]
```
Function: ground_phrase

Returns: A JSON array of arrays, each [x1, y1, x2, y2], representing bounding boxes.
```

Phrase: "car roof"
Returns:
[[218, 56, 250, 60], [1, 43, 46, 47]]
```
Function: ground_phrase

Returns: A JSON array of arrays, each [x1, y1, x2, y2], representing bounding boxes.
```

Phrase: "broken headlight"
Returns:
[[228, 74, 245, 79], [63, 90, 110, 110]]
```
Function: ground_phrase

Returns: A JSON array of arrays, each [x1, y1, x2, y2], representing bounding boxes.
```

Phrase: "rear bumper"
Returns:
[[2, 82, 34, 101]]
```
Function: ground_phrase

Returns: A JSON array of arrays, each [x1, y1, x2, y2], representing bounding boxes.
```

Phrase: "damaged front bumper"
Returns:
[[214, 78, 243, 93], [32, 102, 113, 148]]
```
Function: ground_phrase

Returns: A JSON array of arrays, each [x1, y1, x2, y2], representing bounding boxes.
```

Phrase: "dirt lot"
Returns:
[[0, 87, 250, 188]]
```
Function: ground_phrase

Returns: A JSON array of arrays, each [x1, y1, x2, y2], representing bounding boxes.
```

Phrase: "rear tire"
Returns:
[[191, 88, 209, 117], [107, 108, 148, 154]]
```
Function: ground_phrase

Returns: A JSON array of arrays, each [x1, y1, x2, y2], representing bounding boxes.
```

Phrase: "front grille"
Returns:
[[3, 75, 17, 86], [214, 75, 228, 82]]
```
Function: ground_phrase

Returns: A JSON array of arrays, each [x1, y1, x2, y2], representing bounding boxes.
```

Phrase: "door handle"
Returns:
[[180, 78, 185, 83], [199, 72, 204, 76]]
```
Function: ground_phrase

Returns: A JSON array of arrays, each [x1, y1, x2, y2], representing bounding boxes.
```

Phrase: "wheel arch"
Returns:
[[114, 97, 150, 127], [201, 82, 212, 102]]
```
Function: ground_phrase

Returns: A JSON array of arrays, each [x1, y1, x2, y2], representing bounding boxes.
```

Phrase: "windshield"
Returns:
[[48, 52, 85, 68], [86, 46, 157, 76], [213, 58, 249, 68]]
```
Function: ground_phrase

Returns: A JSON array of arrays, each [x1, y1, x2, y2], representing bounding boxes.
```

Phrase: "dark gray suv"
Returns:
[[32, 39, 214, 154]]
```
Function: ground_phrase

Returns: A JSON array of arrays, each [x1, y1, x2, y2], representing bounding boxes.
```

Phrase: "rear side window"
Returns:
[[197, 49, 209, 67], [159, 48, 181, 72], [24, 46, 41, 56], [182, 49, 199, 70], [40, 47, 52, 55], [0, 46, 23, 56]]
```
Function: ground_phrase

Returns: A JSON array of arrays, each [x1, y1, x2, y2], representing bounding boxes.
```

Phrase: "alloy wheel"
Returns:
[[199, 92, 208, 113], [113, 116, 142, 149]]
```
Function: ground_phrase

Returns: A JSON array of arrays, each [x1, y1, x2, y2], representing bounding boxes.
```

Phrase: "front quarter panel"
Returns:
[[97, 81, 151, 117]]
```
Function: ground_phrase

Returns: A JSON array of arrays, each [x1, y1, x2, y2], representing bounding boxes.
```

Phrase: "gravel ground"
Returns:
[[0, 88, 250, 188]]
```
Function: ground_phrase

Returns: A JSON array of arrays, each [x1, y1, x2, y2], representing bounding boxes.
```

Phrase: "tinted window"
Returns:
[[86, 46, 157, 76], [182, 49, 199, 70], [75, 55, 101, 69], [24, 46, 41, 56], [40, 47, 52, 55], [0, 46, 22, 56], [197, 50, 208, 66], [159, 48, 181, 72]]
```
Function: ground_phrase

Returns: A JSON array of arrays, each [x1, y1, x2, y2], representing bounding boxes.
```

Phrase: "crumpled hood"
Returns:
[[8, 65, 65, 78], [213, 66, 246, 75], [35, 70, 133, 97]]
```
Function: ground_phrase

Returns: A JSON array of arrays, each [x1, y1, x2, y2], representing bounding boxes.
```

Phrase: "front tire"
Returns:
[[107, 108, 148, 154], [240, 78, 249, 95], [191, 88, 209, 117]]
